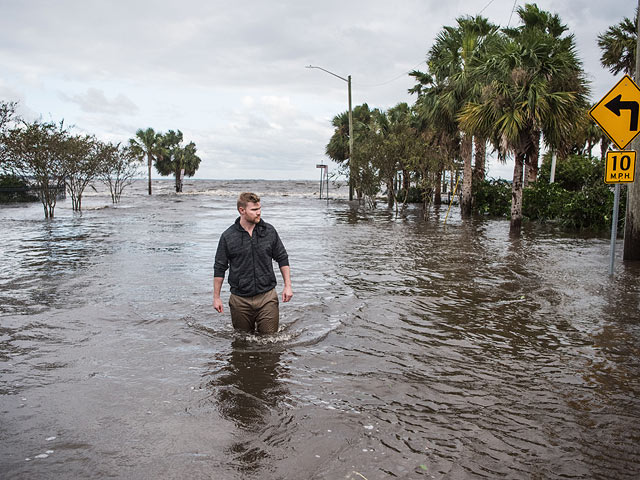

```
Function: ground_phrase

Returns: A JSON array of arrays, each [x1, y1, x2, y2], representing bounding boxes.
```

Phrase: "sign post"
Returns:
[[590, 75, 640, 275], [604, 151, 636, 275], [316, 164, 329, 201], [609, 183, 621, 276]]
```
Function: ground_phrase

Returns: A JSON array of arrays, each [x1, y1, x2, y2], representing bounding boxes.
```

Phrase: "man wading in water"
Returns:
[[213, 192, 293, 334]]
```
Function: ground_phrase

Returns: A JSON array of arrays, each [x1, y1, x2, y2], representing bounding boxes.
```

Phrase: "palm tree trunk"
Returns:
[[461, 134, 473, 217], [175, 165, 182, 193], [147, 153, 152, 195], [600, 138, 609, 162], [510, 151, 525, 236], [434, 167, 442, 205], [473, 137, 486, 182], [525, 130, 540, 186]]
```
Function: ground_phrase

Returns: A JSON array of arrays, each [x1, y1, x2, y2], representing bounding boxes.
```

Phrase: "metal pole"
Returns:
[[623, 0, 640, 260], [326, 166, 330, 204], [348, 75, 354, 201], [610, 183, 621, 275], [306, 65, 354, 201]]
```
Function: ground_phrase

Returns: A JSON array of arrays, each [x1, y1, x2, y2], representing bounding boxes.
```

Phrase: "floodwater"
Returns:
[[1, 179, 639, 479]]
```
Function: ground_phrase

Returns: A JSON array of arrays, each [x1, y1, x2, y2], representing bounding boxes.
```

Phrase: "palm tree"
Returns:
[[326, 111, 350, 166], [425, 15, 498, 216], [410, 71, 459, 205], [155, 130, 202, 192], [459, 4, 589, 236], [326, 104, 376, 201], [129, 127, 161, 195], [597, 8, 638, 76], [504, 3, 590, 185]]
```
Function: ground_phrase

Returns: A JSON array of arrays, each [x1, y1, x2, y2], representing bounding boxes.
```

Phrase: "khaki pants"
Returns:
[[229, 288, 279, 334]]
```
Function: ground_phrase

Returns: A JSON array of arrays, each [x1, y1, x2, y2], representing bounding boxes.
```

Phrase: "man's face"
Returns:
[[240, 201, 261, 224]]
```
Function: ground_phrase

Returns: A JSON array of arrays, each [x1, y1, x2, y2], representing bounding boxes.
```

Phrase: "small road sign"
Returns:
[[590, 75, 640, 150], [605, 150, 636, 184]]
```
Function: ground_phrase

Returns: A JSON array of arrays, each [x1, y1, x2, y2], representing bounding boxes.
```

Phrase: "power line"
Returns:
[[357, 0, 520, 89], [478, 0, 497, 15], [508, 0, 519, 27], [357, 59, 426, 88]]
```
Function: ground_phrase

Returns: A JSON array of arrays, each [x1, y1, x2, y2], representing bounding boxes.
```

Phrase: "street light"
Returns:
[[307, 65, 355, 201]]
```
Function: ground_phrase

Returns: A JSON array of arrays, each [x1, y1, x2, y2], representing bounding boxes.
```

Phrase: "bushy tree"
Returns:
[[2, 120, 68, 218], [64, 134, 106, 212], [99, 143, 140, 204], [0, 101, 18, 169]]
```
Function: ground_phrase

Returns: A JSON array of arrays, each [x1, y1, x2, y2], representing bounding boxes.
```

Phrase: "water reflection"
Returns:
[[205, 339, 288, 474]]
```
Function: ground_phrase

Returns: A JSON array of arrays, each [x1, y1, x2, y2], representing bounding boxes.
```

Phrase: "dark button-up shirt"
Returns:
[[214, 217, 289, 297]]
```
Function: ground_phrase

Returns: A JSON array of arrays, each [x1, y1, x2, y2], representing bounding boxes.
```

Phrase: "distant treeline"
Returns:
[[0, 101, 201, 218]]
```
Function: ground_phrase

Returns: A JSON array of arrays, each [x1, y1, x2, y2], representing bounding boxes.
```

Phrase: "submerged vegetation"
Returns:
[[474, 154, 625, 232]]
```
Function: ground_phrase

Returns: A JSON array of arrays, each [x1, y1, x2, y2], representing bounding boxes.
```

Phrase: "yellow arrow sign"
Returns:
[[590, 75, 640, 150], [605, 150, 636, 184]]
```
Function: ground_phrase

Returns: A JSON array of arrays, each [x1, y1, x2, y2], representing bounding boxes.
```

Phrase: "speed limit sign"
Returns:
[[605, 150, 636, 184]]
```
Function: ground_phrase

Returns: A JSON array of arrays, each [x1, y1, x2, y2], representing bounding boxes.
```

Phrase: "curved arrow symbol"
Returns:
[[605, 94, 639, 131]]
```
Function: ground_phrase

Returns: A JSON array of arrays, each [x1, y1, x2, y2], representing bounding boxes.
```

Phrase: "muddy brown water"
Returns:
[[1, 180, 639, 479]]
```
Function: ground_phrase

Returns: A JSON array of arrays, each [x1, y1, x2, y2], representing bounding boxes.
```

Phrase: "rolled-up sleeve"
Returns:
[[213, 235, 229, 278]]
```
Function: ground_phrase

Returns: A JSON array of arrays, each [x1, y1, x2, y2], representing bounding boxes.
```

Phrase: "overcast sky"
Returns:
[[0, 0, 634, 180]]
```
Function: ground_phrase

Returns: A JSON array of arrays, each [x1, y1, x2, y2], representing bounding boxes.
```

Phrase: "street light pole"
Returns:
[[307, 65, 354, 200]]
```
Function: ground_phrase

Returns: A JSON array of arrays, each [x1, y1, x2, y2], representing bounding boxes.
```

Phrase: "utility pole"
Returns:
[[623, 0, 640, 260], [347, 75, 354, 201], [307, 65, 355, 200]]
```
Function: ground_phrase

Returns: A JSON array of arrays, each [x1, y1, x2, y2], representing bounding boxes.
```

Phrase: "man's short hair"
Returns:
[[237, 192, 260, 210]]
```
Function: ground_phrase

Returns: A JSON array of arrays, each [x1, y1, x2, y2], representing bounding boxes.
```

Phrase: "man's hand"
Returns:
[[279, 266, 293, 303], [282, 285, 293, 303], [213, 277, 224, 313], [213, 297, 224, 313]]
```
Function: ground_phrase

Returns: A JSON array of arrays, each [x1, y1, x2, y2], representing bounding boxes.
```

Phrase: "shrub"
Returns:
[[0, 174, 38, 202], [473, 179, 511, 216], [538, 154, 604, 190], [474, 155, 623, 232], [523, 182, 572, 222], [398, 186, 428, 204]]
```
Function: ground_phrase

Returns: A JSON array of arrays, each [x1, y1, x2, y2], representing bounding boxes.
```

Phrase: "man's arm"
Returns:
[[213, 234, 229, 313], [280, 265, 293, 303], [213, 276, 225, 313]]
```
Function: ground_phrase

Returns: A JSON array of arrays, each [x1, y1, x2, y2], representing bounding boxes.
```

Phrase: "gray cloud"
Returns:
[[59, 88, 138, 115], [0, 0, 633, 179]]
